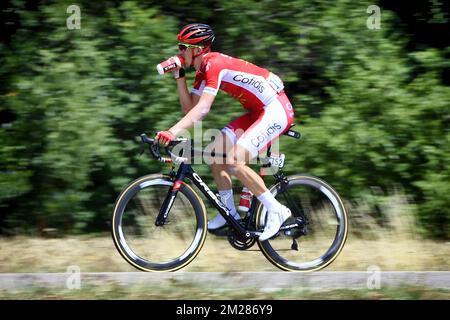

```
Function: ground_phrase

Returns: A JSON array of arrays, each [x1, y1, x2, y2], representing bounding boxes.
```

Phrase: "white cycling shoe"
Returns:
[[259, 205, 292, 241], [207, 212, 241, 230]]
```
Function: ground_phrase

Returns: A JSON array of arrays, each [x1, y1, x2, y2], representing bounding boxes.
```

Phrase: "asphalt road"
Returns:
[[0, 272, 449, 290]]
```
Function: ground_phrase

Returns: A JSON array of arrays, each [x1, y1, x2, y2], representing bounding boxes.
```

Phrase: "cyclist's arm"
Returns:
[[176, 78, 200, 114], [169, 92, 215, 136]]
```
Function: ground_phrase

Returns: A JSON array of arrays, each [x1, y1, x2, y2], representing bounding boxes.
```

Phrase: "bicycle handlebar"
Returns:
[[140, 133, 231, 164], [140, 133, 189, 164]]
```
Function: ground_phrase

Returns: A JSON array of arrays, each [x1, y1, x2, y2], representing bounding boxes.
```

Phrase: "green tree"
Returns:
[[1, 0, 448, 238]]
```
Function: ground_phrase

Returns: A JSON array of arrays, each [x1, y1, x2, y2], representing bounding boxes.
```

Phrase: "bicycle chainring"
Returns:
[[227, 231, 256, 251]]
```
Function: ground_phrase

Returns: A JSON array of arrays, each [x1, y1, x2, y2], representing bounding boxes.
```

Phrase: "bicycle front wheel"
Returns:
[[112, 174, 207, 272], [255, 175, 348, 272]]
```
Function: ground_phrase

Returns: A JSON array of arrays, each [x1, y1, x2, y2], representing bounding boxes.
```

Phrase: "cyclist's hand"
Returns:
[[173, 67, 185, 80], [155, 130, 175, 146]]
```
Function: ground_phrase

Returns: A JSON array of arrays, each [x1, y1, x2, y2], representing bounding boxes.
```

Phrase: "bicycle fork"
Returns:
[[154, 174, 185, 226]]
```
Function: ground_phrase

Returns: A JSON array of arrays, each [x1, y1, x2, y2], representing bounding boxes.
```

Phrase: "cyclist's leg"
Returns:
[[228, 148, 291, 241], [227, 95, 294, 194], [205, 131, 235, 190], [208, 112, 256, 185], [205, 114, 254, 229], [227, 93, 295, 240]]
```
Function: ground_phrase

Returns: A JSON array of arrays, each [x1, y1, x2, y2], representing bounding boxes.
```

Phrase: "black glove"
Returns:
[[173, 67, 185, 79]]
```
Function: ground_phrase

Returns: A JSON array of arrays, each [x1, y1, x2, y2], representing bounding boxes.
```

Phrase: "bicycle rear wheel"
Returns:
[[255, 175, 348, 272], [112, 174, 207, 272]]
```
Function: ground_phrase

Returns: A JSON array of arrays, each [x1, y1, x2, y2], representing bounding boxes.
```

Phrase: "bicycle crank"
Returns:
[[227, 230, 256, 251]]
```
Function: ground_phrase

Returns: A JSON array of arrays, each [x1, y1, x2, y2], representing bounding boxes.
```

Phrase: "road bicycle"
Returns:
[[111, 125, 348, 272]]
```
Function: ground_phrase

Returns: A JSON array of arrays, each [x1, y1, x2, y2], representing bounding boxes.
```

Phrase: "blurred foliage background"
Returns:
[[0, 0, 449, 239]]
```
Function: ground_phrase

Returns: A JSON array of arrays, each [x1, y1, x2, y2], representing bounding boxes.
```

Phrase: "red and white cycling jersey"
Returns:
[[191, 52, 285, 112], [191, 52, 295, 157]]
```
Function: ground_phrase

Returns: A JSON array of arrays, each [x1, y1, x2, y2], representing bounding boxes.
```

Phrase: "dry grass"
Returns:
[[0, 232, 448, 273], [0, 283, 448, 300], [0, 190, 448, 273]]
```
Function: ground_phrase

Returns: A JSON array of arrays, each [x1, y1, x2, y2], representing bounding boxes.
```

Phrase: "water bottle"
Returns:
[[156, 55, 185, 75], [238, 187, 253, 213]]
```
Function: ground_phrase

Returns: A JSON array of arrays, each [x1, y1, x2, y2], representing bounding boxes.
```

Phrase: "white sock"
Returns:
[[257, 190, 282, 212], [219, 189, 239, 218]]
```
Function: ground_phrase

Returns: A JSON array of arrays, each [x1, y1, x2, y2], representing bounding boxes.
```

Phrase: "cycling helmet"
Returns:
[[177, 23, 215, 48]]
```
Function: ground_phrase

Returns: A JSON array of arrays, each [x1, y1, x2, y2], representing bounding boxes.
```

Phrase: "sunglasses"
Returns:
[[178, 43, 204, 52]]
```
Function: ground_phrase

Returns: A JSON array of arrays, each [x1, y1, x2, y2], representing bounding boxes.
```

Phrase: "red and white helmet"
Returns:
[[177, 23, 215, 48]]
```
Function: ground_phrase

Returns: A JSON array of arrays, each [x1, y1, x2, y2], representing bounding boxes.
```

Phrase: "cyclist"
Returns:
[[155, 23, 295, 241]]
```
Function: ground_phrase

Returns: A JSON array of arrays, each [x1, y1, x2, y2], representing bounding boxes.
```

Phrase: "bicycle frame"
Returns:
[[155, 162, 261, 239]]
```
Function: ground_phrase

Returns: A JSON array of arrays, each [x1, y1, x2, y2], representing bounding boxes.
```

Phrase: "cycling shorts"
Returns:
[[221, 92, 295, 158]]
